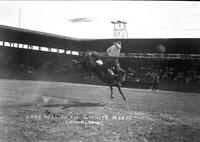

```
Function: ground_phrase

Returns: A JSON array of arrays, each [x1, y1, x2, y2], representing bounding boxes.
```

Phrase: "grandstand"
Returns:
[[0, 25, 200, 92]]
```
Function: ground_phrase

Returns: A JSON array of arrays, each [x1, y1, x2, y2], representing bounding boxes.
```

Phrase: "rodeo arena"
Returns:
[[1, 4, 200, 142]]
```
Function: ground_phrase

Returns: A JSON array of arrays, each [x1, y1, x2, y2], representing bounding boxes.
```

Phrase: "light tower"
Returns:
[[111, 20, 128, 38]]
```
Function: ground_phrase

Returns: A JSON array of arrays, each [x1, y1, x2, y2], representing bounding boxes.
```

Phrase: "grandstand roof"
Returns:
[[0, 25, 81, 50], [0, 25, 200, 54]]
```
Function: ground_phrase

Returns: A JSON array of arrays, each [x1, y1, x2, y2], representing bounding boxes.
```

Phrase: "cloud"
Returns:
[[68, 17, 95, 23]]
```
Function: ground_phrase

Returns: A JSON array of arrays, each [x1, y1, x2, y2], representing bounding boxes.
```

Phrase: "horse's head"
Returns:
[[83, 51, 99, 68], [85, 51, 99, 61]]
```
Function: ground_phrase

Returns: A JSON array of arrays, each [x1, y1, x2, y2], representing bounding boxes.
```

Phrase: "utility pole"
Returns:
[[19, 8, 21, 28]]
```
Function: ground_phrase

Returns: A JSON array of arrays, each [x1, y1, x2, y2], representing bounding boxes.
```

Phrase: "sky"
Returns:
[[0, 1, 200, 39]]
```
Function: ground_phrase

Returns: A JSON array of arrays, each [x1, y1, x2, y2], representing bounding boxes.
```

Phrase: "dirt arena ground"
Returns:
[[0, 79, 200, 142]]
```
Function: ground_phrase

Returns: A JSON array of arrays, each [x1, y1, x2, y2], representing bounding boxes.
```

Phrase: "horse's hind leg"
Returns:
[[117, 84, 126, 101], [109, 85, 114, 99]]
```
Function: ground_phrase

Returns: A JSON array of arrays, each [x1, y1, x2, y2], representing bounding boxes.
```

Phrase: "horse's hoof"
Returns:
[[123, 97, 127, 101], [111, 96, 114, 99]]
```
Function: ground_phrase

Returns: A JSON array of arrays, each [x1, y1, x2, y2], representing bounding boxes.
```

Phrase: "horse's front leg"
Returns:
[[117, 84, 126, 101], [109, 85, 114, 99]]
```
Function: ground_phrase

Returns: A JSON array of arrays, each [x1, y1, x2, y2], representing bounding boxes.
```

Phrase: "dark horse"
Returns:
[[72, 51, 127, 101]]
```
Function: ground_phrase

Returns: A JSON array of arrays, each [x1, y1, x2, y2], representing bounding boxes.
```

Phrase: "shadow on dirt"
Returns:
[[43, 101, 105, 109]]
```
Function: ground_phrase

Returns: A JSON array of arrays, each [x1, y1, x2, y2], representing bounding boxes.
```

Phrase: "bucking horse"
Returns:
[[72, 51, 127, 101]]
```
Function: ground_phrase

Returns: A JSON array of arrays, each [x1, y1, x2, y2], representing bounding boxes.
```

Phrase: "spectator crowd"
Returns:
[[0, 48, 199, 86]]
